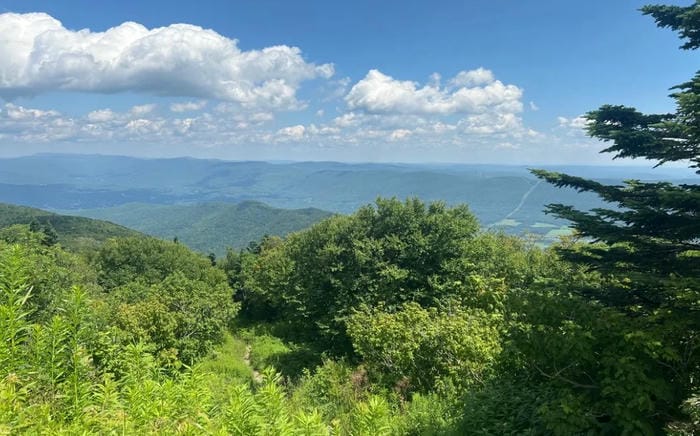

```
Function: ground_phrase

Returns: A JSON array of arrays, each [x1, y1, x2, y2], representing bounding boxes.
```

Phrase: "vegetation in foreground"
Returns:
[[0, 2, 698, 434]]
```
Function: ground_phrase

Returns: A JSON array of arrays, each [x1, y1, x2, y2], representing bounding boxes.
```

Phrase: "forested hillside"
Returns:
[[0, 203, 143, 250], [67, 201, 333, 256]]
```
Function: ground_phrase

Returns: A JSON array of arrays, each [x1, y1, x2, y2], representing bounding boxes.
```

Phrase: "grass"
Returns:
[[235, 323, 324, 380], [198, 333, 252, 382]]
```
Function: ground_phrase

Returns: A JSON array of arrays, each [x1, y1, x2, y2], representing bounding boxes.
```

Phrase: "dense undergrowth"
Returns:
[[0, 192, 697, 434]]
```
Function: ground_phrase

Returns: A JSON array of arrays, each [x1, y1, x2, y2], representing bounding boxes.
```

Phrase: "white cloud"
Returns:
[[126, 118, 164, 134], [173, 117, 195, 134], [247, 112, 274, 123], [307, 124, 340, 135], [448, 67, 495, 87], [0, 12, 333, 110], [557, 115, 589, 129], [0, 102, 610, 164], [345, 69, 522, 115], [389, 129, 412, 141], [87, 109, 115, 122], [277, 124, 306, 140], [460, 113, 523, 135], [170, 100, 207, 112], [529, 101, 539, 111], [0, 103, 73, 142], [333, 112, 362, 128], [325, 69, 531, 147], [3, 103, 59, 121], [130, 104, 156, 116]]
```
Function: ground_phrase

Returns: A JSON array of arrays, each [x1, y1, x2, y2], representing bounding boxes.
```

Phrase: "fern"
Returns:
[[0, 245, 33, 375]]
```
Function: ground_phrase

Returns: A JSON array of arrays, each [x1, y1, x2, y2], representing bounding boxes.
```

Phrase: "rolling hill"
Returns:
[[0, 202, 143, 250], [67, 201, 333, 256]]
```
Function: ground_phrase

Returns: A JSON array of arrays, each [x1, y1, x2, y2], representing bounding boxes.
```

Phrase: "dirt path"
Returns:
[[243, 344, 263, 383]]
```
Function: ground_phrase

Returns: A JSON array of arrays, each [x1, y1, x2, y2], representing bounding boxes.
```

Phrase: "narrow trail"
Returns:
[[487, 179, 542, 229], [243, 344, 263, 383]]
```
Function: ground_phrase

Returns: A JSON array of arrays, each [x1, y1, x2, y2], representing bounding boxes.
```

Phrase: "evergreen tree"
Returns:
[[532, 1, 700, 312], [41, 221, 59, 246], [28, 219, 58, 246], [532, 2, 699, 428]]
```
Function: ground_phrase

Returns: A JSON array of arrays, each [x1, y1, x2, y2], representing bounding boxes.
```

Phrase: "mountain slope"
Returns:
[[0, 202, 143, 250], [68, 201, 334, 256]]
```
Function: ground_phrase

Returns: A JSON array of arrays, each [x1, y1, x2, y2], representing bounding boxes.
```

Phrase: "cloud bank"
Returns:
[[0, 12, 600, 162], [0, 12, 333, 109]]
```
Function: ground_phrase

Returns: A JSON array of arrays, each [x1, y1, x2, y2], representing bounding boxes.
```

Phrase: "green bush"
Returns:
[[347, 302, 502, 394]]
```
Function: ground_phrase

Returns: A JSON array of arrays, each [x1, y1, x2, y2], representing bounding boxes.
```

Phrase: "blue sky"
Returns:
[[0, 0, 695, 164]]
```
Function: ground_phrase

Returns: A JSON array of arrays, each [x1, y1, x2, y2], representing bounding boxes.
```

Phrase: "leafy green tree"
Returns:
[[106, 272, 238, 365], [0, 230, 97, 323], [242, 198, 481, 354], [95, 237, 226, 290], [94, 237, 239, 366], [28, 219, 58, 246], [347, 302, 502, 394]]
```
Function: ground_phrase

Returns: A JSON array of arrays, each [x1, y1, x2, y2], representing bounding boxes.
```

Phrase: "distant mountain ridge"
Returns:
[[1, 154, 695, 249]]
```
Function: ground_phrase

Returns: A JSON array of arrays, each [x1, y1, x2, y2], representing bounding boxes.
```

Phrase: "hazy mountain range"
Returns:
[[1, 153, 694, 253]]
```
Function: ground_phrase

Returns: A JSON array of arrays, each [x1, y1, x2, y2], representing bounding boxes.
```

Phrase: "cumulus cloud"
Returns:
[[130, 104, 156, 116], [307, 124, 339, 135], [277, 125, 306, 140], [461, 113, 525, 135], [170, 100, 207, 112], [389, 129, 412, 141], [0, 62, 543, 156], [0, 12, 333, 109], [0, 101, 579, 163], [86, 109, 115, 122], [3, 103, 59, 121], [448, 67, 495, 87], [557, 115, 590, 130], [318, 68, 532, 147], [0, 103, 74, 142], [345, 69, 522, 115]]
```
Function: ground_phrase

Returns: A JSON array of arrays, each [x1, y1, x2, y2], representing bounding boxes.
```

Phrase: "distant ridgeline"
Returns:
[[0, 154, 695, 251]]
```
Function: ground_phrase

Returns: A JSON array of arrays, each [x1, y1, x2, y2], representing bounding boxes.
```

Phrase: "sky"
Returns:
[[0, 0, 696, 164]]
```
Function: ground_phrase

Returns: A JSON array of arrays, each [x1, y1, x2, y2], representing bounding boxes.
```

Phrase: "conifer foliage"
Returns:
[[532, 2, 700, 431], [532, 2, 700, 312]]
